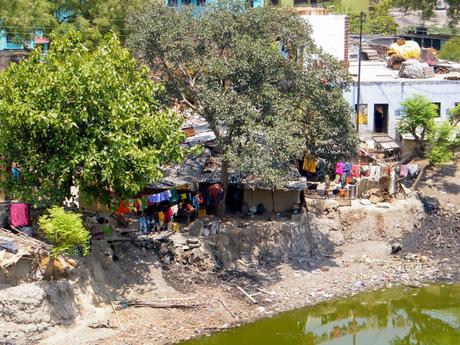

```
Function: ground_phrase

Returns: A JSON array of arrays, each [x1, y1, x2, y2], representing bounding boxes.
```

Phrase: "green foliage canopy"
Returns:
[[0, 0, 145, 46], [128, 2, 358, 189], [0, 31, 185, 206], [332, 2, 399, 35], [39, 206, 90, 256], [398, 95, 438, 154], [439, 36, 460, 62]]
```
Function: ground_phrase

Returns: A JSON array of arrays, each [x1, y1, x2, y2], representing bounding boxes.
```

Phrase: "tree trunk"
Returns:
[[271, 188, 276, 220], [217, 160, 229, 217]]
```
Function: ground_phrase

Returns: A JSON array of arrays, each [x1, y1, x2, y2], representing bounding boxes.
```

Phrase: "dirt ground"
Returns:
[[3, 160, 459, 345], [401, 158, 460, 279]]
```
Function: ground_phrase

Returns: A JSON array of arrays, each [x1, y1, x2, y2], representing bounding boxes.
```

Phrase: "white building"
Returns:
[[344, 61, 460, 139]]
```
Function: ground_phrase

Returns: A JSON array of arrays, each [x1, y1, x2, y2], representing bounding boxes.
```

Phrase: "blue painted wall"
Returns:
[[0, 30, 49, 51]]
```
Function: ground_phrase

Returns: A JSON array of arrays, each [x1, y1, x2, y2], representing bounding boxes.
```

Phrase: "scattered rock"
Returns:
[[391, 243, 402, 254]]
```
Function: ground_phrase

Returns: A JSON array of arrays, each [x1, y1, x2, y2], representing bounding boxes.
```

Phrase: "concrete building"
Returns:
[[344, 61, 460, 139]]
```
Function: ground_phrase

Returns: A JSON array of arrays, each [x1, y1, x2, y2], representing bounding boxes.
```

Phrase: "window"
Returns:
[[6, 33, 16, 44], [270, 0, 279, 5], [294, 0, 308, 4], [432, 102, 441, 117], [183, 0, 191, 4]]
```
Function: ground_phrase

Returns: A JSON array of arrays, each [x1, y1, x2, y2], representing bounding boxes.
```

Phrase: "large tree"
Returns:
[[0, 31, 185, 206], [128, 2, 358, 212]]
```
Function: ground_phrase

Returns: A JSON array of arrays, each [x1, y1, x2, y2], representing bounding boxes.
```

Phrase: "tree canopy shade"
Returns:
[[128, 2, 358, 197], [0, 31, 185, 206]]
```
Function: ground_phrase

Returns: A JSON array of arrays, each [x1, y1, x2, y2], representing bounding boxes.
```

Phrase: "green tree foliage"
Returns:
[[398, 95, 438, 155], [439, 36, 460, 62], [427, 121, 458, 164], [390, 0, 460, 28], [332, 2, 399, 35], [0, 0, 56, 42], [128, 2, 358, 196], [0, 0, 145, 46], [0, 31, 185, 206], [39, 206, 90, 256]]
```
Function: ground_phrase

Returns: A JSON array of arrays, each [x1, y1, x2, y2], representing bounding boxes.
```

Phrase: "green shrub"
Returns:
[[439, 36, 460, 62], [39, 207, 90, 256], [428, 121, 457, 165]]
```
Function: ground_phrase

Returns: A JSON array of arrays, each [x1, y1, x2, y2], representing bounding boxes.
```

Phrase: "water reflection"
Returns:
[[179, 284, 460, 345]]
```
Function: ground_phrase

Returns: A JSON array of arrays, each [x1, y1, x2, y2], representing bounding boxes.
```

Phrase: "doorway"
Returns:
[[374, 104, 388, 133]]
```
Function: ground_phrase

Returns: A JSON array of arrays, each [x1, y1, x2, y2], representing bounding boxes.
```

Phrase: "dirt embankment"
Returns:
[[2, 161, 459, 345]]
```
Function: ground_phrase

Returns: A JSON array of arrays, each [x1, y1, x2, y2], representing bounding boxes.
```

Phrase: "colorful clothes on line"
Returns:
[[10, 203, 29, 227], [343, 162, 352, 175], [409, 164, 419, 175], [361, 165, 370, 177], [335, 162, 344, 175], [302, 158, 317, 173], [400, 165, 409, 177], [351, 165, 361, 178], [116, 200, 130, 215], [369, 165, 382, 182]]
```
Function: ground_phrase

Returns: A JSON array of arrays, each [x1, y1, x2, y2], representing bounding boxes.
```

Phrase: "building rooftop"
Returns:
[[349, 61, 460, 83]]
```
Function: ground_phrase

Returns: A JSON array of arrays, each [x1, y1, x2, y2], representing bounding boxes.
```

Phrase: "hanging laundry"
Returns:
[[10, 203, 29, 228], [192, 194, 200, 211], [409, 164, 419, 176], [171, 204, 179, 215], [343, 162, 352, 175], [335, 162, 344, 175], [116, 200, 130, 215], [381, 165, 389, 178], [158, 211, 165, 222], [369, 165, 382, 182], [303, 157, 317, 173], [165, 208, 173, 222], [170, 189, 179, 203], [148, 194, 160, 204], [141, 197, 148, 211], [351, 165, 361, 178], [360, 165, 370, 177], [181, 193, 187, 200], [138, 217, 149, 234], [400, 165, 409, 177], [134, 199, 142, 212]]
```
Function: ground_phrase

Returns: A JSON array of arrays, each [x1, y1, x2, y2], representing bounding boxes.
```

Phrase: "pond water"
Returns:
[[179, 284, 460, 345]]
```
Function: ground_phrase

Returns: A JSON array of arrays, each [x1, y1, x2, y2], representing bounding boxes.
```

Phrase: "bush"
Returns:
[[39, 207, 90, 256], [428, 121, 460, 165], [439, 36, 460, 62]]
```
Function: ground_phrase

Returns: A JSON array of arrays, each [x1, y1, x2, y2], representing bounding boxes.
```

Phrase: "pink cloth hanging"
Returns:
[[335, 162, 344, 175], [10, 203, 29, 227]]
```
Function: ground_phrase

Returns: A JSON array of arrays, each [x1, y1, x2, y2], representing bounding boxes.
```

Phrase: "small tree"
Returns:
[[0, 31, 185, 206], [39, 207, 90, 257], [398, 95, 438, 156]]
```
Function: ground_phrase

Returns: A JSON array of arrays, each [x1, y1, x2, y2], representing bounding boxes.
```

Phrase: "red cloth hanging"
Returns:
[[10, 203, 29, 227]]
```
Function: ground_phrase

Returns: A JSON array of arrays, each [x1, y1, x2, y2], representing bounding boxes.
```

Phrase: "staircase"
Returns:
[[361, 42, 380, 61]]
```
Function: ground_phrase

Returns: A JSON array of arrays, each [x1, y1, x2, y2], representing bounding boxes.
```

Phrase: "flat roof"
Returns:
[[349, 61, 460, 83]]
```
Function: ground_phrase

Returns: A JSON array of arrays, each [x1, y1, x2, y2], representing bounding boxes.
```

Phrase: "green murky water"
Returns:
[[180, 284, 460, 345]]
